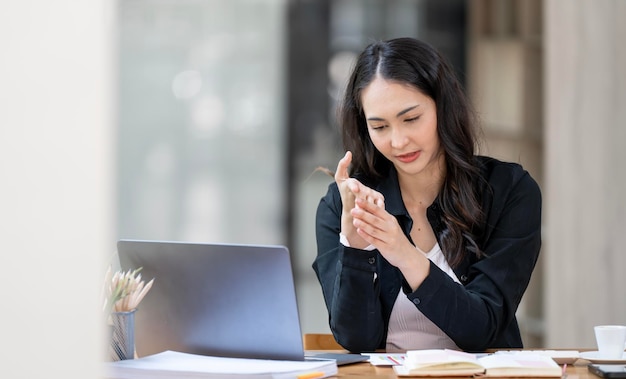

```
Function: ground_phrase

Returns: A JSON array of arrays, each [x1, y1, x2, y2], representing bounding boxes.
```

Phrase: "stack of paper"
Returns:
[[493, 349, 580, 365], [103, 350, 337, 379]]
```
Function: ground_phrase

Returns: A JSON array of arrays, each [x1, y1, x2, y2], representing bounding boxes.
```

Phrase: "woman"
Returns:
[[313, 37, 541, 353]]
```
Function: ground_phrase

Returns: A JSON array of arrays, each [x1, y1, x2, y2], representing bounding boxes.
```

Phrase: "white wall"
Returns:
[[0, 1, 113, 377], [545, 0, 626, 348]]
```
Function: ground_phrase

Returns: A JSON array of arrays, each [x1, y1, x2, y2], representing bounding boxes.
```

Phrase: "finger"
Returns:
[[346, 178, 362, 195], [352, 201, 387, 229], [353, 199, 390, 229], [354, 187, 385, 208], [350, 203, 392, 247], [374, 197, 385, 208], [334, 151, 352, 182], [354, 220, 384, 246], [356, 227, 380, 246], [365, 194, 383, 206]]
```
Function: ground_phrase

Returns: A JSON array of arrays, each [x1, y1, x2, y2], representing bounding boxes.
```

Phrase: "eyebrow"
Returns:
[[366, 105, 420, 121]]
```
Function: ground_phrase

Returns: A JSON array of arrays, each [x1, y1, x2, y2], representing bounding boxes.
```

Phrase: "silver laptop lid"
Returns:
[[116, 239, 305, 361]]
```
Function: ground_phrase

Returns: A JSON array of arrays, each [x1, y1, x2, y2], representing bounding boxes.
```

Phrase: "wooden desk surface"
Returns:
[[336, 361, 593, 378]]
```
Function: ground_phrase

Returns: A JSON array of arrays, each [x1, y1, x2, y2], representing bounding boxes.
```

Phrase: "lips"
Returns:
[[396, 151, 420, 163]]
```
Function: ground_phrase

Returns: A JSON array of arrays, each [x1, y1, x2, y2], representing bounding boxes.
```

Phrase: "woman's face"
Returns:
[[360, 76, 443, 179]]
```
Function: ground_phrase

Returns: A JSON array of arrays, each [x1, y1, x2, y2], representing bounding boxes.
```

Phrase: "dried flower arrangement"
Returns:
[[103, 266, 154, 314]]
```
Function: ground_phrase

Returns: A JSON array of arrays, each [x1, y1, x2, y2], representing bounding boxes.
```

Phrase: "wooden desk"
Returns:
[[336, 361, 593, 378]]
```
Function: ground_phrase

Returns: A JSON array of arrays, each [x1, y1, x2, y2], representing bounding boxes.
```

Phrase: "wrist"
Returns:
[[339, 233, 376, 251], [397, 248, 430, 291]]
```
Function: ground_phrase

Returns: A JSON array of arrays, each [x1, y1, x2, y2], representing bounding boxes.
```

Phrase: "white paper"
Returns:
[[104, 350, 337, 379]]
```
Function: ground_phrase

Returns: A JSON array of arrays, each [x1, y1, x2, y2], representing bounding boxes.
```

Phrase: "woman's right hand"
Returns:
[[335, 151, 384, 249]]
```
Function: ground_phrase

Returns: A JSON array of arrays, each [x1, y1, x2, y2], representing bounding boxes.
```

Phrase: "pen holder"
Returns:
[[110, 309, 136, 361]]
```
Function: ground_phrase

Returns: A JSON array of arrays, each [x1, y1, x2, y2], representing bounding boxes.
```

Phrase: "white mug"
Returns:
[[594, 325, 626, 359]]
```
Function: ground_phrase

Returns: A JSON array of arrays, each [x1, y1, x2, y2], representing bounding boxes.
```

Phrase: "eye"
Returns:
[[404, 115, 420, 123], [370, 124, 387, 131]]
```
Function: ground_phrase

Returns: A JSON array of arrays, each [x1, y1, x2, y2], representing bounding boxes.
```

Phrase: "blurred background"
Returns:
[[2, 0, 625, 377]]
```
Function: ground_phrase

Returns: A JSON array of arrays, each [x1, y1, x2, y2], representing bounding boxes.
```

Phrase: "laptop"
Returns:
[[117, 239, 306, 361], [116, 239, 368, 365]]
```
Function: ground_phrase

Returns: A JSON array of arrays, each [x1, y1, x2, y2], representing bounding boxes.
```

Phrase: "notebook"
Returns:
[[116, 239, 367, 366]]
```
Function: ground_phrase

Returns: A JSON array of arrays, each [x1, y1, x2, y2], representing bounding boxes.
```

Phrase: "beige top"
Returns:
[[385, 243, 461, 352]]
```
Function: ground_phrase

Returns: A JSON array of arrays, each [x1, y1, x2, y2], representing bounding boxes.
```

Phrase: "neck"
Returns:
[[397, 156, 445, 208]]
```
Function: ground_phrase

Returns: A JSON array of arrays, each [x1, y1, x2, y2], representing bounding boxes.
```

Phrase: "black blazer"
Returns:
[[313, 156, 542, 352]]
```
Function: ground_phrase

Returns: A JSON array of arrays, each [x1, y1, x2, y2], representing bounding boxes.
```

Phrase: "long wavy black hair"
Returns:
[[340, 37, 483, 267]]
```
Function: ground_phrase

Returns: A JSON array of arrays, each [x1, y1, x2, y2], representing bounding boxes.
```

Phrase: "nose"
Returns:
[[390, 126, 408, 149]]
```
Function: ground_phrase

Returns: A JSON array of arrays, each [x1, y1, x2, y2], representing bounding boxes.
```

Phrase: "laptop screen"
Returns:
[[116, 239, 305, 361]]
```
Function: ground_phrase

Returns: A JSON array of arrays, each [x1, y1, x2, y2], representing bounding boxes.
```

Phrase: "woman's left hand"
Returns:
[[351, 193, 431, 290], [351, 197, 416, 268]]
